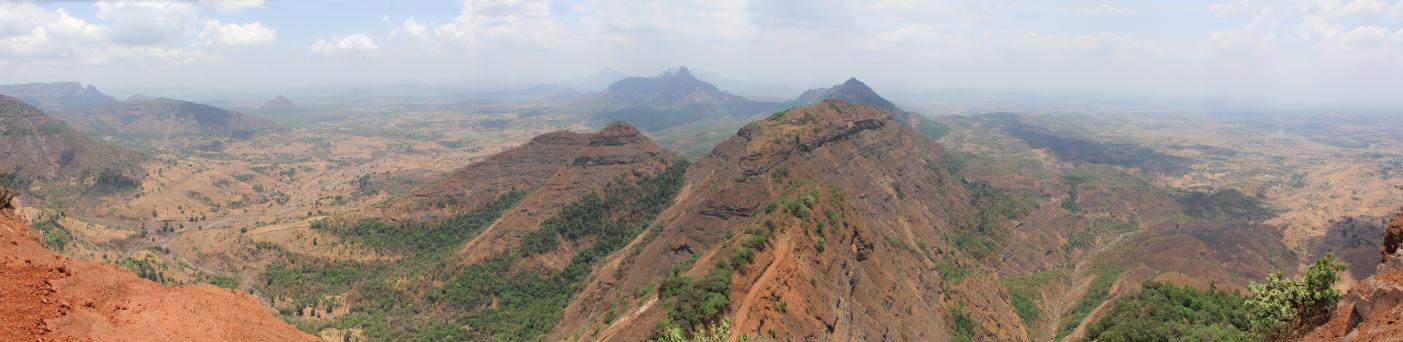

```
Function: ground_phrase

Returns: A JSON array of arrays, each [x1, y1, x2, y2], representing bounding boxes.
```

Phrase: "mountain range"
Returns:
[[0, 82, 117, 112], [0, 94, 140, 183]]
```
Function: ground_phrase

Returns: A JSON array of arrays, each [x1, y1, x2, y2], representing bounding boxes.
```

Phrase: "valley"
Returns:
[[3, 70, 1401, 342]]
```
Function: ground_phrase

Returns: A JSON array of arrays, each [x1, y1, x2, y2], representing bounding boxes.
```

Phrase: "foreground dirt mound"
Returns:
[[1306, 207, 1403, 341], [0, 210, 316, 341]]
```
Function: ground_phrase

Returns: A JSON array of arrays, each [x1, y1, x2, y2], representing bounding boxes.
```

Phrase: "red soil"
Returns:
[[0, 209, 317, 341]]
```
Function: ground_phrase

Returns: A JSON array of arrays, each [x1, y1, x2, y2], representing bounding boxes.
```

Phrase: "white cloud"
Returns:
[[575, 0, 752, 39], [1076, 4, 1136, 14], [1209, 0, 1260, 16], [311, 34, 380, 54], [96, 1, 203, 46], [396, 17, 429, 38], [200, 20, 275, 45], [1303, 0, 1403, 17], [198, 0, 265, 12], [1298, 14, 1403, 46], [0, 3, 107, 61], [432, 0, 566, 46]]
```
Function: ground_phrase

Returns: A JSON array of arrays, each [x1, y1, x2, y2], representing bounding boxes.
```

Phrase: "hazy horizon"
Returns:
[[2, 0, 1401, 108]]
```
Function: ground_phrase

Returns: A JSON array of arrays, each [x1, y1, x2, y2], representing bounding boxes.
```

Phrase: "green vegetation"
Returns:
[[946, 178, 1034, 260], [0, 172, 17, 209], [1008, 288, 1042, 326], [1056, 267, 1124, 340], [1062, 216, 1139, 253], [204, 274, 240, 289], [1085, 282, 1257, 341], [655, 319, 736, 342], [948, 304, 979, 342], [262, 160, 689, 341], [939, 263, 968, 283], [917, 119, 951, 140], [1245, 255, 1345, 339], [120, 254, 170, 284], [934, 152, 1035, 260], [32, 215, 71, 252], [1076, 255, 1345, 341], [312, 189, 526, 252]]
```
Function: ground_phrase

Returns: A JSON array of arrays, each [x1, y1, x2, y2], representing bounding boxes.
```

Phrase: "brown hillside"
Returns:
[[0, 209, 317, 341], [548, 100, 1025, 341], [0, 94, 140, 180], [455, 122, 678, 266], [52, 97, 278, 139], [385, 122, 674, 224]]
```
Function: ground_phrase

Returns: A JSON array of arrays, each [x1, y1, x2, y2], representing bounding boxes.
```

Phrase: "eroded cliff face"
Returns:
[[1306, 208, 1403, 342], [0, 209, 317, 341], [548, 100, 1029, 341]]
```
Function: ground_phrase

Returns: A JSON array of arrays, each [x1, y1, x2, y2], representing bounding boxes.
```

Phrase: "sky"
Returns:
[[0, 0, 1401, 107]]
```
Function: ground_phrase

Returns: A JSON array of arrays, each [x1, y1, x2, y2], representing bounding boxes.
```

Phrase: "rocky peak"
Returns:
[[671, 66, 697, 80], [591, 122, 646, 146], [789, 78, 906, 121]]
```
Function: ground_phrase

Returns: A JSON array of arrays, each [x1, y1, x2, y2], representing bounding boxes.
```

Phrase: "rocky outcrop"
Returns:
[[1306, 207, 1403, 341], [0, 209, 317, 341]]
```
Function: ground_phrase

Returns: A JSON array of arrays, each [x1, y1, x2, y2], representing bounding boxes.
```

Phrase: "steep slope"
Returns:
[[254, 123, 685, 340], [0, 82, 116, 112], [454, 123, 679, 265], [52, 97, 278, 139], [549, 100, 1025, 341], [591, 67, 781, 131], [258, 96, 298, 113], [0, 94, 140, 181], [0, 208, 317, 341], [383, 123, 674, 222], [789, 78, 908, 121], [1306, 207, 1403, 341]]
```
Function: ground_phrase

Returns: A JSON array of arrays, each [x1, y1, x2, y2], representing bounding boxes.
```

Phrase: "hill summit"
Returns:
[[258, 95, 298, 113], [790, 77, 907, 120], [591, 66, 779, 131]]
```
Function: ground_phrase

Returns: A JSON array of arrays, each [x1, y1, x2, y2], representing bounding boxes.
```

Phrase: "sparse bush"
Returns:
[[1245, 255, 1345, 339]]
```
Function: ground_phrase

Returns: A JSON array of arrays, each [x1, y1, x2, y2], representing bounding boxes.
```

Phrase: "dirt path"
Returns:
[[730, 232, 793, 339]]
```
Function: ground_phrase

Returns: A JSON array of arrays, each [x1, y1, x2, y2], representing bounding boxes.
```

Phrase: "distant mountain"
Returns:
[[0, 82, 117, 112], [0, 94, 140, 182], [591, 66, 782, 131], [258, 95, 298, 113], [789, 77, 908, 120], [55, 97, 279, 139]]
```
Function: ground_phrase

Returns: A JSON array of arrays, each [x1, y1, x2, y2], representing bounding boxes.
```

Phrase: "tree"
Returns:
[[1245, 255, 1345, 339]]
